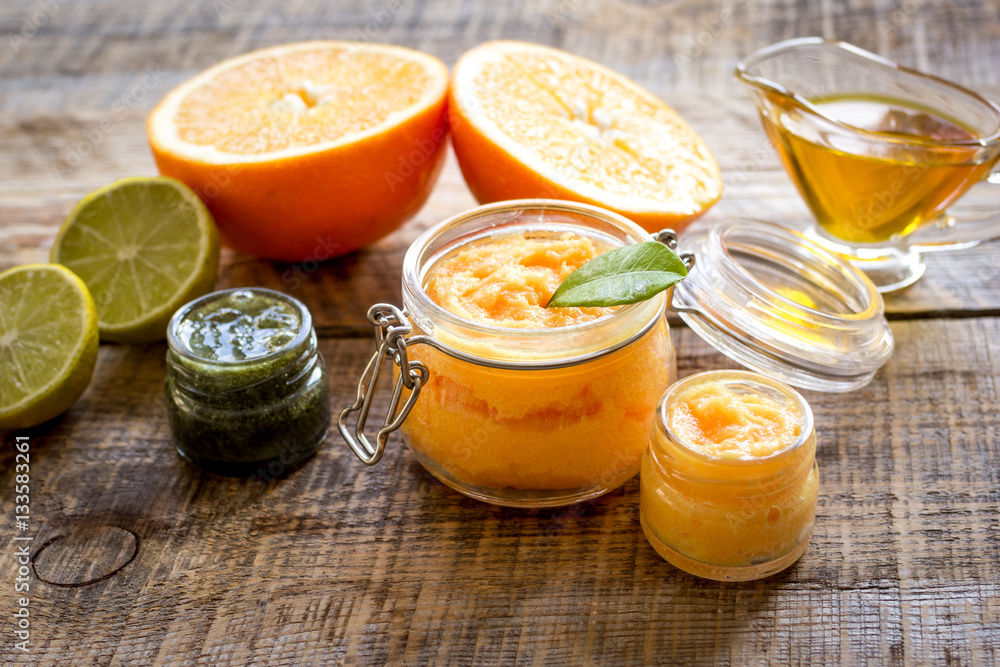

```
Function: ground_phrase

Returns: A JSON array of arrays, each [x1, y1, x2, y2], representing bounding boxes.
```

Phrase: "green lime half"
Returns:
[[52, 176, 221, 343], [0, 264, 99, 429]]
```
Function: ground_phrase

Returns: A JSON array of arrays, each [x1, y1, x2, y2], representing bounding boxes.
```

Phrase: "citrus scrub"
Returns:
[[0, 264, 98, 429], [393, 201, 676, 506], [448, 41, 722, 234], [147, 41, 449, 261], [640, 371, 819, 581], [423, 232, 617, 328]]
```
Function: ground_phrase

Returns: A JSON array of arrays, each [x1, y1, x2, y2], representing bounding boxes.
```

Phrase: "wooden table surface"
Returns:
[[2, 0, 999, 664]]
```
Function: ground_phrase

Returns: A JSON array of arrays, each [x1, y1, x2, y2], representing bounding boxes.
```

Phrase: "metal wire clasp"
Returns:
[[338, 304, 428, 465], [654, 229, 697, 314]]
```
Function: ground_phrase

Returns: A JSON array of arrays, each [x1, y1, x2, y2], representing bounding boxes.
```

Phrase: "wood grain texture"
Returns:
[[0, 320, 999, 665], [1, 0, 999, 664]]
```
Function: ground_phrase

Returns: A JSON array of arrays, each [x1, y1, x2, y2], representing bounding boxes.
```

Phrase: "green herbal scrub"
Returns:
[[165, 288, 330, 477]]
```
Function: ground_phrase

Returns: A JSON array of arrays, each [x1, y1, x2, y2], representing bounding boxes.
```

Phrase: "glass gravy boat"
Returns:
[[736, 37, 1000, 292]]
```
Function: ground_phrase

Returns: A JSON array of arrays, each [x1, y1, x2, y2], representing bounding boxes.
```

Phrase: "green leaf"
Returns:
[[546, 241, 688, 308]]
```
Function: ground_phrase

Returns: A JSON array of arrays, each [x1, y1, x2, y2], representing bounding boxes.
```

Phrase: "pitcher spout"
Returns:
[[735, 37, 899, 119]]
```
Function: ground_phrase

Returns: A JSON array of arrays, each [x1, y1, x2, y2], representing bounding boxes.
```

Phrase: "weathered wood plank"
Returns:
[[2, 0, 1000, 664], [2, 0, 999, 88], [1, 318, 998, 664]]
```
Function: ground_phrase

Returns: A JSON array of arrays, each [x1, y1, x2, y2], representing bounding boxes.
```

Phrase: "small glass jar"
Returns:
[[340, 200, 679, 507], [640, 370, 819, 581], [166, 288, 330, 477]]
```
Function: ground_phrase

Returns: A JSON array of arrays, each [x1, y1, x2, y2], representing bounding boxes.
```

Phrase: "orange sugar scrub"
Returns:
[[667, 379, 803, 459], [640, 371, 819, 581], [401, 228, 675, 503], [422, 231, 615, 329]]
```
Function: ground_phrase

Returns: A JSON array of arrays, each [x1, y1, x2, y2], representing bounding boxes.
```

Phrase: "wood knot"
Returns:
[[33, 526, 139, 587]]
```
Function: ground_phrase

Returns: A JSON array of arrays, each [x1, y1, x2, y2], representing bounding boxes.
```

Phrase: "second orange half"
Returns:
[[448, 41, 722, 234]]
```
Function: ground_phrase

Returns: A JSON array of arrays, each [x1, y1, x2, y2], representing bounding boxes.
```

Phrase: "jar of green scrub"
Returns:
[[165, 288, 330, 477]]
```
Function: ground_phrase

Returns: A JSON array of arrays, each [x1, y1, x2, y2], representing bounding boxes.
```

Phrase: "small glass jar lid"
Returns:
[[168, 288, 311, 369], [671, 219, 894, 392]]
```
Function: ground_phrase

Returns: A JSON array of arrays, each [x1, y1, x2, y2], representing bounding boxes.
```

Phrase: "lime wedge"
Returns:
[[51, 176, 221, 343], [0, 264, 99, 429]]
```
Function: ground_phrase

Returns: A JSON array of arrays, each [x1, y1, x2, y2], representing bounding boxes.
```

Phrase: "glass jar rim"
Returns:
[[657, 370, 815, 467], [400, 199, 667, 366], [167, 287, 313, 368]]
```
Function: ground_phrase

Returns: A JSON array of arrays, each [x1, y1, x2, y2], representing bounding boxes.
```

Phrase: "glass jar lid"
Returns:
[[670, 219, 893, 392], [168, 287, 311, 366]]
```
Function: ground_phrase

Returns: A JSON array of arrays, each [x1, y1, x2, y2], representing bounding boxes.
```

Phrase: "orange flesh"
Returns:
[[641, 378, 818, 572], [448, 41, 723, 234], [423, 232, 615, 328], [475, 52, 718, 205], [174, 49, 434, 154], [403, 230, 674, 491]]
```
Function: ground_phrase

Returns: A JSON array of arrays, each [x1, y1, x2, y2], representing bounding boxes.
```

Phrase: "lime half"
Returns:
[[52, 176, 221, 343], [0, 264, 99, 429]]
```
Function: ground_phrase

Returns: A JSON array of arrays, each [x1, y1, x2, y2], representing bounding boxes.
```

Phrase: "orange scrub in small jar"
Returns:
[[640, 370, 819, 581], [400, 217, 674, 507]]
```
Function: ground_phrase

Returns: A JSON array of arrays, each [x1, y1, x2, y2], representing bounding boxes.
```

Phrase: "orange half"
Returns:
[[148, 41, 449, 261], [449, 41, 722, 233]]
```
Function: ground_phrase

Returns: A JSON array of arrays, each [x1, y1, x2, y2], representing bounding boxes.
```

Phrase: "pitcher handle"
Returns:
[[909, 162, 1000, 252]]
